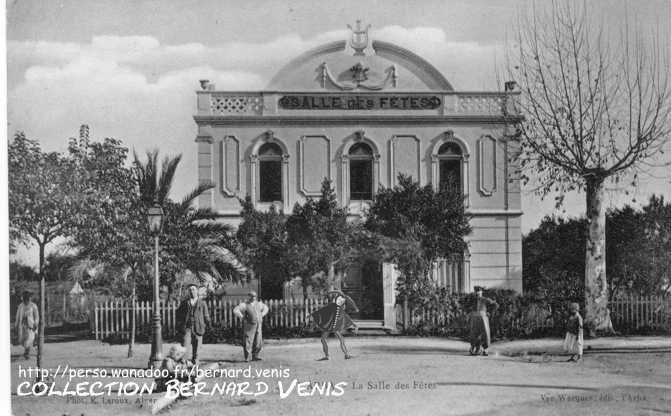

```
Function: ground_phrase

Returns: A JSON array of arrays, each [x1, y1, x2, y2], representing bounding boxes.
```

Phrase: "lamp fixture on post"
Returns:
[[147, 203, 164, 234], [147, 201, 164, 369]]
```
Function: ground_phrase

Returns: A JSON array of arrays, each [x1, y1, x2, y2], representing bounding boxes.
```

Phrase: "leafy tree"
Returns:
[[42, 253, 80, 282], [285, 179, 353, 297], [524, 196, 671, 308], [9, 261, 40, 282], [70, 139, 245, 356], [66, 130, 150, 357], [607, 206, 650, 296], [523, 216, 585, 303], [132, 150, 246, 292], [365, 175, 471, 304], [608, 195, 671, 295], [65, 126, 145, 287], [8, 132, 82, 369], [236, 196, 289, 299], [642, 196, 671, 293], [511, 2, 671, 334]]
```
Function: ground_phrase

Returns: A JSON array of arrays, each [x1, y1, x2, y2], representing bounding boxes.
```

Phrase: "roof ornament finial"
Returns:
[[345, 20, 375, 56]]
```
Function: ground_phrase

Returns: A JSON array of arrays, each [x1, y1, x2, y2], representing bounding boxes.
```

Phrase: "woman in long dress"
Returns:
[[563, 302, 583, 362], [311, 289, 359, 360]]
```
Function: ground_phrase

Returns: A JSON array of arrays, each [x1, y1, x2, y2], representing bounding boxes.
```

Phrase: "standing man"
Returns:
[[469, 286, 498, 356], [177, 284, 210, 366], [233, 291, 268, 362], [15, 291, 39, 360]]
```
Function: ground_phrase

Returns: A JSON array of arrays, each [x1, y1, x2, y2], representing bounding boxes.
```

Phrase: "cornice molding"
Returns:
[[210, 208, 523, 219], [194, 115, 522, 125], [195, 134, 213, 143], [466, 209, 523, 216]]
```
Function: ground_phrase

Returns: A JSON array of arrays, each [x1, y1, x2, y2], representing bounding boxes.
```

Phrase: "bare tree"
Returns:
[[510, 1, 671, 334]]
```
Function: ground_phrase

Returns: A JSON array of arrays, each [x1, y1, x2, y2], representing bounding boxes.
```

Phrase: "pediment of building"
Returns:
[[267, 40, 453, 92]]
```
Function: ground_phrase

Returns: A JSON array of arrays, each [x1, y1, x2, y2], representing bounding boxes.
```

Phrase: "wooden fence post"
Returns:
[[403, 298, 408, 331], [93, 295, 668, 339], [94, 302, 98, 340]]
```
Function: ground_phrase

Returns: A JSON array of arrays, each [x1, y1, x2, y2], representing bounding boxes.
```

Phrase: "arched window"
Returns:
[[349, 142, 373, 200], [437, 142, 463, 193], [258, 142, 283, 202]]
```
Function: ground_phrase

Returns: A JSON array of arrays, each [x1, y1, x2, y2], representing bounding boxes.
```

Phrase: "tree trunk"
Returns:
[[37, 242, 45, 373], [584, 177, 614, 336], [127, 281, 136, 358]]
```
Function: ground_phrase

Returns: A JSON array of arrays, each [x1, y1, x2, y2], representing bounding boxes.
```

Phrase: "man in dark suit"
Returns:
[[177, 284, 210, 365]]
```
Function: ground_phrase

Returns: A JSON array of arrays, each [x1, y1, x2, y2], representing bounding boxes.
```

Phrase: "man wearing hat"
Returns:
[[468, 286, 498, 356], [14, 291, 39, 360], [233, 290, 269, 362], [177, 284, 211, 365]]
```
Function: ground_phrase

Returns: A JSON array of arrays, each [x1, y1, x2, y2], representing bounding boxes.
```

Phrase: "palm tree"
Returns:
[[132, 149, 249, 278], [73, 150, 249, 358], [130, 150, 249, 354]]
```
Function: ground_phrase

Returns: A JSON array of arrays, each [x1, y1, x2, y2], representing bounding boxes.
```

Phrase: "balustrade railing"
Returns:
[[196, 91, 520, 117]]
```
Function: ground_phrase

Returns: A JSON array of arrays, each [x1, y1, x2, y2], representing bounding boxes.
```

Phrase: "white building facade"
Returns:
[[194, 26, 523, 328]]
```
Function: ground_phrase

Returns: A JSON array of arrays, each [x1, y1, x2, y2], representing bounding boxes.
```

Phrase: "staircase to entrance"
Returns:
[[354, 319, 391, 334]]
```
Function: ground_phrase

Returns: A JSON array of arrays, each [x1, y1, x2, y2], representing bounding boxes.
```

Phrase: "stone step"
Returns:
[[354, 320, 386, 329], [351, 329, 390, 336]]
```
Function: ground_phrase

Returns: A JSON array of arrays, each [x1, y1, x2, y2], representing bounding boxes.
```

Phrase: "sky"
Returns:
[[5, 0, 671, 266]]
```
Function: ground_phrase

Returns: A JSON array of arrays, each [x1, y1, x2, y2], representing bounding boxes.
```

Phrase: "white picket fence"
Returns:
[[396, 295, 671, 333], [92, 298, 326, 340], [92, 295, 670, 339], [610, 294, 671, 330]]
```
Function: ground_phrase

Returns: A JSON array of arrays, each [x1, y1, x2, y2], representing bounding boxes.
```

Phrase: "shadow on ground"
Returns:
[[360, 344, 469, 355], [459, 385, 671, 416], [436, 381, 600, 391]]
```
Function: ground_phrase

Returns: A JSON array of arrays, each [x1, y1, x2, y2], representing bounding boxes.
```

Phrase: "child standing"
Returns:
[[563, 302, 583, 362]]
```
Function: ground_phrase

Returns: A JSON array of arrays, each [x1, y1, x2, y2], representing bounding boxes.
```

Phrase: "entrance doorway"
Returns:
[[343, 259, 383, 320]]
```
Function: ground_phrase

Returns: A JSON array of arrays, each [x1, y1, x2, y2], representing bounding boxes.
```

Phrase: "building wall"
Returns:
[[198, 124, 515, 208], [195, 122, 523, 292], [193, 36, 523, 293]]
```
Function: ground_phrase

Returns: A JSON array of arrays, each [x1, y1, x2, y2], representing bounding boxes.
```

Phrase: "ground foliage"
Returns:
[[235, 196, 291, 299], [365, 175, 471, 304], [524, 196, 671, 299]]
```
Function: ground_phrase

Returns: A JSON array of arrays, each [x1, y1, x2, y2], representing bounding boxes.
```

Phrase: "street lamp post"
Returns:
[[147, 202, 164, 369]]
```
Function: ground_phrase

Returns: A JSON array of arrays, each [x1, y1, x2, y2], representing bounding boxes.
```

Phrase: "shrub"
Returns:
[[400, 288, 582, 340], [203, 322, 240, 344]]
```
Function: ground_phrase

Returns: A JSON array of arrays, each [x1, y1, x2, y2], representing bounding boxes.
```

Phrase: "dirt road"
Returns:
[[10, 337, 671, 415]]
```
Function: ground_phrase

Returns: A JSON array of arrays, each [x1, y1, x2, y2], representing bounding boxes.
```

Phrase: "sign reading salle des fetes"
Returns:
[[278, 94, 442, 110]]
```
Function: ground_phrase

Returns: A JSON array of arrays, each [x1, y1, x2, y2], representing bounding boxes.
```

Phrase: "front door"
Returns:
[[343, 260, 383, 320]]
